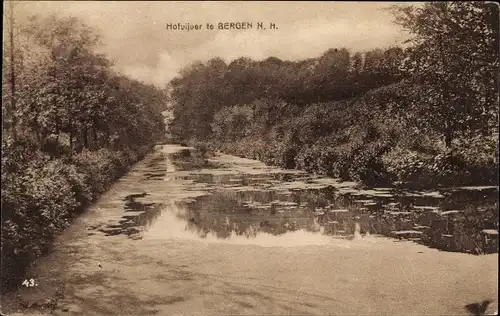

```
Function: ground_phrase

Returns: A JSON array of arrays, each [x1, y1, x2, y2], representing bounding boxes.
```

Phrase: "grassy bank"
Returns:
[[210, 133, 499, 189], [0, 136, 156, 291]]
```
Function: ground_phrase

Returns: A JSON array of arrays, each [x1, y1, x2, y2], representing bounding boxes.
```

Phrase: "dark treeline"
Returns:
[[1, 14, 166, 289], [169, 47, 405, 141], [168, 2, 499, 187]]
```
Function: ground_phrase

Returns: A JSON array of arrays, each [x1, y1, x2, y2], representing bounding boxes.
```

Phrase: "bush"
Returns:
[[70, 148, 135, 196], [1, 138, 152, 291], [191, 141, 215, 159], [383, 147, 435, 186], [1, 135, 46, 173], [1, 156, 78, 289], [451, 134, 499, 185], [381, 133, 499, 188], [57, 162, 93, 210], [382, 146, 472, 187]]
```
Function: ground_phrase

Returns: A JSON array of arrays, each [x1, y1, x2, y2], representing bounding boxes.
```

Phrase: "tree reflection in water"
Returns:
[[98, 149, 498, 254], [172, 179, 498, 254]]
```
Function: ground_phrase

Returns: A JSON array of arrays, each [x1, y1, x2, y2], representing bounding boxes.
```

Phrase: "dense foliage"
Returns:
[[1, 14, 166, 290], [168, 2, 499, 188]]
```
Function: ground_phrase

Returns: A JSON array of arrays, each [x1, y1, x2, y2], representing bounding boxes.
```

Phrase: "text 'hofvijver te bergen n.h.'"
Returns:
[[165, 22, 277, 31]]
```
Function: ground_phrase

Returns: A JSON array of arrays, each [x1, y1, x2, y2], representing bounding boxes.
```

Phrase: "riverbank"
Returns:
[[203, 134, 499, 190], [1, 136, 158, 294]]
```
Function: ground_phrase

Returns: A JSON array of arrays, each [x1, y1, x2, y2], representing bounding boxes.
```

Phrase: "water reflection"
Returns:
[[99, 146, 499, 254], [142, 152, 167, 181], [166, 153, 499, 253], [144, 203, 348, 247], [98, 193, 163, 239]]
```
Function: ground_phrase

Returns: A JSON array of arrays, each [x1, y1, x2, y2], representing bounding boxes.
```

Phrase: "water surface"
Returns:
[[10, 145, 498, 316]]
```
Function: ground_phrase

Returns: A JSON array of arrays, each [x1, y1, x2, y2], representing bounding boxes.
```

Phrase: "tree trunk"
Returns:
[[83, 126, 88, 149], [101, 131, 109, 148], [9, 1, 17, 141], [439, 42, 453, 150], [55, 122, 60, 142], [93, 126, 98, 150], [104, 131, 110, 148], [444, 127, 453, 149], [69, 128, 74, 152]]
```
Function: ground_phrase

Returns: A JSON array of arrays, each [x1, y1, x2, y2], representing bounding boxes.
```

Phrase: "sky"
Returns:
[[11, 1, 412, 88]]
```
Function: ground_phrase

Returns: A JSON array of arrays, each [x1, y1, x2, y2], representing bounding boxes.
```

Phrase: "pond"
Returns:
[[103, 146, 499, 255], [9, 144, 498, 316]]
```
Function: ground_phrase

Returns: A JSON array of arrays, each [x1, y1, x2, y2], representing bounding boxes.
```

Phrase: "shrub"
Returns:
[[1, 140, 152, 291], [1, 156, 78, 288], [451, 134, 499, 185], [1, 135, 46, 173], [72, 149, 117, 195], [382, 146, 452, 187], [57, 162, 93, 210], [191, 141, 215, 159]]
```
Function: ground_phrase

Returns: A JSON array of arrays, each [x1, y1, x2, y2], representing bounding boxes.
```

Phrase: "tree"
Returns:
[[2, 1, 22, 140], [391, 2, 499, 148], [312, 48, 352, 101], [9, 14, 166, 154], [14, 15, 104, 149], [169, 58, 231, 141]]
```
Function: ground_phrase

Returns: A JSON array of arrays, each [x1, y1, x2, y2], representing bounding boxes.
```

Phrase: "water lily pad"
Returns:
[[329, 209, 350, 213]]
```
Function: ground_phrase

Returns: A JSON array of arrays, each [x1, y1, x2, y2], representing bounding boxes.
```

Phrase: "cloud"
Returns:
[[121, 51, 179, 88], [12, 1, 410, 87]]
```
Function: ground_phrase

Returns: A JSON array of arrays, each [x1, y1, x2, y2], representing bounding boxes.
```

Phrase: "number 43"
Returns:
[[22, 279, 35, 287]]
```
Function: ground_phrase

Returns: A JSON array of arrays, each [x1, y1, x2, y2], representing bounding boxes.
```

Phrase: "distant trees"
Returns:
[[168, 46, 406, 143]]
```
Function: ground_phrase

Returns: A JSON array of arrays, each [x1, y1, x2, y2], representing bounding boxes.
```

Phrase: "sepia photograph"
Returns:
[[1, 1, 499, 315]]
